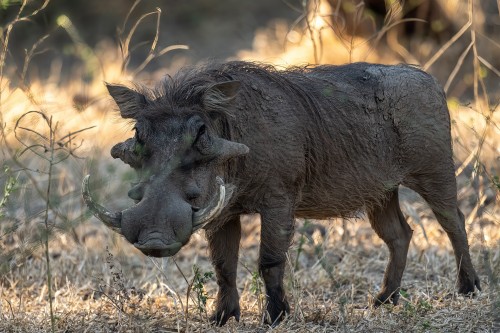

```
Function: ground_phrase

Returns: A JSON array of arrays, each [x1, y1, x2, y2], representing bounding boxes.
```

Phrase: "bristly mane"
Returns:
[[138, 61, 323, 118], [133, 61, 331, 146]]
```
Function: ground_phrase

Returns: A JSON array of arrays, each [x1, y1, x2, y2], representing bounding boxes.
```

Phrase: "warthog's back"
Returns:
[[226, 62, 452, 218], [299, 63, 451, 218]]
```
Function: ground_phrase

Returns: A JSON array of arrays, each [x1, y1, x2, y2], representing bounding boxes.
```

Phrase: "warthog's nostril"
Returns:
[[186, 184, 201, 201], [192, 206, 200, 212]]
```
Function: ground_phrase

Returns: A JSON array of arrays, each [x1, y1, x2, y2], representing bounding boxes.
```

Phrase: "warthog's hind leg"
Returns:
[[206, 218, 242, 326], [405, 171, 481, 295], [367, 189, 413, 306]]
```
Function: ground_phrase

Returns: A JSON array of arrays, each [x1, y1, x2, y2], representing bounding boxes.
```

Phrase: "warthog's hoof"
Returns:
[[458, 272, 481, 295], [210, 307, 240, 327], [264, 294, 290, 326], [210, 288, 240, 326], [373, 289, 400, 307]]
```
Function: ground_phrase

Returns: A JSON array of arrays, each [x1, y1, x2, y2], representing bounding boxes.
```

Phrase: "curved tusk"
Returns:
[[82, 175, 122, 233], [192, 176, 234, 231]]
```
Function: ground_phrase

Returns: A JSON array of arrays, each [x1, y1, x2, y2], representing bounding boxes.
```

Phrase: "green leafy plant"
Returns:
[[250, 270, 264, 316], [0, 166, 18, 218], [190, 264, 213, 315], [492, 175, 500, 192], [294, 219, 310, 270]]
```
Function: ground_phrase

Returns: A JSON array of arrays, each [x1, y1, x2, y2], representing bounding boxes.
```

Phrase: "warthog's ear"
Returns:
[[203, 81, 241, 111], [106, 83, 148, 119], [208, 81, 241, 98]]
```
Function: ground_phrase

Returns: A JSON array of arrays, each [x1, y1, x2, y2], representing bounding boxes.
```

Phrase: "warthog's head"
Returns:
[[83, 80, 248, 257]]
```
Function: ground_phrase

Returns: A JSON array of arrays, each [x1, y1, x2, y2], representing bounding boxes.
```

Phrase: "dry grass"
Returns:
[[1, 0, 499, 332], [0, 193, 499, 332]]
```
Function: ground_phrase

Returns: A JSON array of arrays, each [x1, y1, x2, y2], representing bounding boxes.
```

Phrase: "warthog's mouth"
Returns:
[[134, 239, 183, 257], [81, 175, 234, 255]]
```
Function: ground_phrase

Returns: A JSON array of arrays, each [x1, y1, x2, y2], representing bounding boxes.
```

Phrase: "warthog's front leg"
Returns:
[[259, 204, 295, 325], [207, 218, 241, 326]]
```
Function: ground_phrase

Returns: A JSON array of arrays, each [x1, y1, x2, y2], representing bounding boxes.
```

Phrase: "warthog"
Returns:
[[83, 61, 480, 326]]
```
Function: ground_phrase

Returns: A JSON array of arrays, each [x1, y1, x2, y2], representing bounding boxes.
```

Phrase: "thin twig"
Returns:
[[119, 0, 142, 34], [477, 56, 500, 78], [43, 115, 56, 333], [423, 21, 472, 71], [17, 126, 49, 141], [444, 41, 474, 93], [149, 257, 184, 332]]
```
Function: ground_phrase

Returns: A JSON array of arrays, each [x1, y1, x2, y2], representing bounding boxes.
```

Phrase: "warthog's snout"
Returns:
[[134, 239, 182, 257], [82, 175, 234, 256]]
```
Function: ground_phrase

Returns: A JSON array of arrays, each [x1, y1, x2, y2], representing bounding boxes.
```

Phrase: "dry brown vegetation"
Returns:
[[1, 0, 499, 332]]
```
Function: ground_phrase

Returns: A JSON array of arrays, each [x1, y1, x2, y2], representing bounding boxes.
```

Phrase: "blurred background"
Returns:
[[1, 0, 499, 98], [0, 0, 499, 331]]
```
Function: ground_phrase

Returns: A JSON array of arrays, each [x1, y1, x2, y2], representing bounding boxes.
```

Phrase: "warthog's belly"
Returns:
[[294, 148, 403, 219]]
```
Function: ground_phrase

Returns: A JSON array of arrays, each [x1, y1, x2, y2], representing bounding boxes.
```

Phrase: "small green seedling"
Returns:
[[191, 264, 214, 314]]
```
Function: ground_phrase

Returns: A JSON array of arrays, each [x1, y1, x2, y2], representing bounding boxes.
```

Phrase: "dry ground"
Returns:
[[0, 181, 499, 332]]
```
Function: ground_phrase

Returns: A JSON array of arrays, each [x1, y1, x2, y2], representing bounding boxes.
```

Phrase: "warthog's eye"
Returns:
[[133, 141, 148, 157], [194, 124, 211, 153], [195, 124, 206, 141]]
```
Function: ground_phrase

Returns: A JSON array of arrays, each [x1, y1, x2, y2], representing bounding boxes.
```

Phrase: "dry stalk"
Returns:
[[9, 110, 93, 332], [149, 257, 184, 332], [117, 2, 188, 77]]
